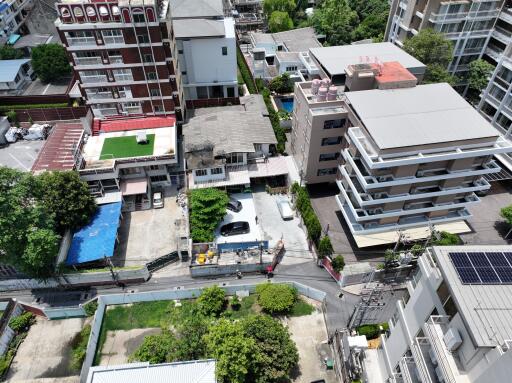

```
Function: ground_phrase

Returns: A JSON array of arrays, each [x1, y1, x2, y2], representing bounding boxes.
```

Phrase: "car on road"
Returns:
[[277, 200, 294, 220], [220, 221, 250, 236], [227, 198, 243, 212], [153, 192, 164, 208]]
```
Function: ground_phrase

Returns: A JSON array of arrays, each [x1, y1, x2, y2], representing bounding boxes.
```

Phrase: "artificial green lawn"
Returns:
[[99, 134, 155, 159]]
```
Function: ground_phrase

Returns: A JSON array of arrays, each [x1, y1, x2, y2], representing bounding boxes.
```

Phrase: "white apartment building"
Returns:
[[0, 0, 33, 44], [169, 0, 238, 107], [380, 245, 512, 383]]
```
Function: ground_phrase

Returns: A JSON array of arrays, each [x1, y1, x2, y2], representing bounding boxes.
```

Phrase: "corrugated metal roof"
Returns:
[[345, 83, 500, 150], [0, 59, 30, 83], [88, 360, 217, 383], [432, 246, 512, 348], [169, 0, 223, 18]]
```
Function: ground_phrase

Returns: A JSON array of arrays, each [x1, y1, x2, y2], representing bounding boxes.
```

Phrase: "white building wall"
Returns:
[[473, 349, 512, 383]]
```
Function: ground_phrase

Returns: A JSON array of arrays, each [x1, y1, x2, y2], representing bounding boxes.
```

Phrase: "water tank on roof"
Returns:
[[317, 87, 328, 102], [321, 78, 331, 88], [311, 79, 321, 95], [327, 86, 337, 101]]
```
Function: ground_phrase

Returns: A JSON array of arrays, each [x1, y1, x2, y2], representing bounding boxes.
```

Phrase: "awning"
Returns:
[[7, 34, 21, 45], [248, 156, 289, 178], [121, 178, 148, 196]]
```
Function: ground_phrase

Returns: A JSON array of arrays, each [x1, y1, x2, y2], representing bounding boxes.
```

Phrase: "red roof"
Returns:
[[373, 61, 417, 84], [94, 116, 176, 135], [32, 123, 84, 172]]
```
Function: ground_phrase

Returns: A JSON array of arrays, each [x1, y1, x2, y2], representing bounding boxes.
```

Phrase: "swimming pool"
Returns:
[[280, 97, 294, 113]]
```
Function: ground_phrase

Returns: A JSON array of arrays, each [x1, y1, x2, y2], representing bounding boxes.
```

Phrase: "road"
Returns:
[[1, 260, 359, 333]]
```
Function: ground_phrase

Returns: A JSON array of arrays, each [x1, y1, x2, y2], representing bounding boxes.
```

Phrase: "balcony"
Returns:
[[114, 74, 134, 82], [424, 316, 459, 383], [499, 7, 512, 24], [86, 91, 112, 100], [74, 56, 102, 66], [108, 56, 123, 64], [399, 356, 421, 383], [429, 8, 500, 23], [67, 36, 96, 46], [103, 36, 124, 45], [493, 26, 512, 43], [81, 75, 108, 84]]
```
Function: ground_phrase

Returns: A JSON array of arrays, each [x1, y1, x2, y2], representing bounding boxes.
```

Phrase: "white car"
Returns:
[[277, 200, 294, 220], [153, 192, 164, 208]]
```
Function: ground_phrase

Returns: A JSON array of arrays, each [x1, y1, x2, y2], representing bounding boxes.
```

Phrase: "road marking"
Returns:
[[43, 83, 51, 95], [9, 153, 29, 170]]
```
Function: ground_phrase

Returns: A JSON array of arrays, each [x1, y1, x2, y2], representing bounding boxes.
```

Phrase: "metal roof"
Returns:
[[87, 360, 217, 383], [169, 0, 223, 18], [345, 83, 500, 150], [309, 42, 426, 77], [0, 59, 30, 82], [432, 246, 512, 348], [173, 19, 225, 38]]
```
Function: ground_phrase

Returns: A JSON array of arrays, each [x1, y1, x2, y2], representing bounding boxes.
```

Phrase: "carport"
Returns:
[[121, 178, 150, 211]]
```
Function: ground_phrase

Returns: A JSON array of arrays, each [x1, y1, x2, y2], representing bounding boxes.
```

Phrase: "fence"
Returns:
[[217, 240, 269, 253], [186, 97, 240, 109], [0, 94, 70, 105], [11, 107, 89, 122], [79, 281, 326, 383]]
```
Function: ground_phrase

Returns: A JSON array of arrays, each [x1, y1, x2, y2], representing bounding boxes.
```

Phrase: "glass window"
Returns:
[[137, 34, 149, 43], [319, 152, 340, 161], [149, 165, 159, 170], [222, 46, 228, 56], [195, 169, 207, 177], [146, 72, 157, 80], [143, 54, 153, 62], [225, 153, 244, 164], [324, 119, 345, 129], [286, 66, 298, 71], [150, 88, 160, 97], [196, 86, 208, 99], [321, 136, 343, 146], [154, 105, 163, 112], [211, 167, 223, 175], [133, 13, 145, 22], [317, 168, 337, 176], [150, 175, 167, 182]]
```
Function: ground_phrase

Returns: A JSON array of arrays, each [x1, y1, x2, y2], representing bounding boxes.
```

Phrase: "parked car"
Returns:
[[220, 221, 250, 236], [227, 198, 243, 212], [153, 192, 164, 208], [277, 200, 294, 220]]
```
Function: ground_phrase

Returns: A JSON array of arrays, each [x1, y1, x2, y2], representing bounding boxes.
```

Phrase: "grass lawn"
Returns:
[[228, 294, 258, 319], [289, 298, 315, 316], [100, 134, 155, 160]]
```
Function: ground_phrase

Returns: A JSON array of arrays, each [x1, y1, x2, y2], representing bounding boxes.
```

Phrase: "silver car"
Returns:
[[277, 200, 294, 220]]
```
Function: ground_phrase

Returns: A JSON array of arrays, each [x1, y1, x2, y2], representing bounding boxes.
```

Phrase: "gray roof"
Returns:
[[87, 360, 216, 383], [345, 83, 499, 150], [0, 59, 30, 82], [184, 109, 276, 155], [240, 94, 269, 116], [251, 27, 321, 53], [310, 42, 425, 77], [173, 19, 225, 38], [432, 246, 512, 348], [13, 34, 52, 49], [169, 0, 223, 19]]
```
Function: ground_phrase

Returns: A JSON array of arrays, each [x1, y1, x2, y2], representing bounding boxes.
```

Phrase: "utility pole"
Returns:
[[104, 255, 118, 283]]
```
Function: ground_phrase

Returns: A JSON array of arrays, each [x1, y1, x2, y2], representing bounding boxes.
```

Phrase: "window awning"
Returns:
[[121, 178, 148, 196]]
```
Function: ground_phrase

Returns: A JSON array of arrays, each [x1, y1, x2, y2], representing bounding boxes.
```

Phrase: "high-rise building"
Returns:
[[55, 0, 183, 120], [0, 0, 33, 44]]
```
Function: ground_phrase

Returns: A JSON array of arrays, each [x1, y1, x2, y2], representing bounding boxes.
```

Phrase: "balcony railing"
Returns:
[[109, 56, 123, 63], [81, 75, 108, 84], [86, 92, 112, 99], [114, 74, 134, 82], [103, 36, 124, 44], [67, 36, 96, 46], [424, 316, 457, 383], [429, 8, 500, 23], [74, 56, 102, 66]]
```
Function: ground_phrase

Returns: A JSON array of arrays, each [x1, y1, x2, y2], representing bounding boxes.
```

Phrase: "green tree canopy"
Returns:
[[189, 188, 228, 243], [197, 285, 226, 317], [22, 228, 60, 280], [263, 0, 296, 16], [129, 331, 176, 364], [31, 43, 71, 83], [317, 236, 333, 258], [351, 13, 387, 42], [331, 255, 345, 272], [423, 64, 457, 85], [467, 59, 495, 103], [268, 72, 294, 93], [311, 0, 359, 46], [501, 204, 512, 238], [404, 29, 453, 67], [0, 45, 23, 60], [256, 283, 297, 314], [268, 11, 294, 32]]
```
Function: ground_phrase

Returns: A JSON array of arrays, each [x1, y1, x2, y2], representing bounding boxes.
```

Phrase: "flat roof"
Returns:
[[173, 18, 225, 38], [169, 0, 223, 18], [32, 122, 83, 172], [373, 61, 417, 84], [13, 34, 52, 49], [66, 202, 122, 265], [251, 27, 321, 53], [0, 59, 30, 82], [432, 246, 512, 348], [345, 83, 500, 150], [310, 42, 425, 77], [87, 360, 216, 383], [94, 116, 176, 134]]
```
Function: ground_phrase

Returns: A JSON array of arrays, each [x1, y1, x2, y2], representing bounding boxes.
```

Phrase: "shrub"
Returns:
[[317, 236, 333, 258], [256, 283, 297, 314], [237, 48, 257, 94], [8, 312, 34, 333], [5, 110, 17, 125], [357, 324, 380, 339], [0, 350, 14, 378], [268, 73, 294, 94], [189, 188, 228, 243], [231, 295, 241, 311], [261, 87, 286, 153], [0, 103, 69, 113], [70, 324, 91, 370], [198, 285, 226, 317], [433, 231, 460, 246], [331, 255, 345, 272], [83, 300, 98, 316], [129, 331, 176, 364]]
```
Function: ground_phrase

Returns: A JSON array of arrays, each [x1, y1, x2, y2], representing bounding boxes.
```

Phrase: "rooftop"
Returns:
[[345, 83, 500, 150], [13, 34, 52, 49], [309, 42, 425, 77], [0, 59, 30, 83], [87, 360, 216, 383], [173, 18, 225, 38], [252, 27, 321, 53], [372, 61, 417, 85], [169, 0, 223, 19], [431, 246, 512, 348], [93, 116, 176, 134]]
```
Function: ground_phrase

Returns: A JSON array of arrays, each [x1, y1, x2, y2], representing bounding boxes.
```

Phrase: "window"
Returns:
[[181, 71, 187, 75], [324, 119, 345, 129], [319, 152, 340, 162], [222, 46, 228, 56], [321, 136, 343, 146], [196, 86, 208, 99], [211, 167, 223, 175], [150, 88, 160, 97], [225, 153, 244, 164], [195, 169, 207, 177], [286, 66, 298, 72], [254, 143, 262, 151], [143, 54, 153, 62], [123, 167, 141, 175], [137, 34, 149, 44], [149, 165, 160, 170], [178, 49, 184, 54], [14, 74, 20, 83], [226, 86, 235, 98], [150, 175, 167, 182], [154, 105, 163, 112], [133, 13, 145, 22], [146, 72, 157, 80], [317, 168, 337, 176], [113, 68, 132, 81]]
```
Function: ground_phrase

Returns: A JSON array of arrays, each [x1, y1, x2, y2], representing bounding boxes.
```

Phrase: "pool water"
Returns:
[[280, 98, 294, 113]]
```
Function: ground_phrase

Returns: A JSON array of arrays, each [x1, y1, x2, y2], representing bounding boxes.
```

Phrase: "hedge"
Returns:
[[0, 103, 69, 112], [356, 322, 390, 340], [262, 88, 286, 153], [237, 48, 257, 94], [291, 182, 323, 246]]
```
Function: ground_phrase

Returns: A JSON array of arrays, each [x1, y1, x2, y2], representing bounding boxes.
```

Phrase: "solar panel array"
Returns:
[[448, 252, 512, 284]]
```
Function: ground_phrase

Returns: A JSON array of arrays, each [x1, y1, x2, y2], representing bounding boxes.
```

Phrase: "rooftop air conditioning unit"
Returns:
[[443, 327, 462, 351]]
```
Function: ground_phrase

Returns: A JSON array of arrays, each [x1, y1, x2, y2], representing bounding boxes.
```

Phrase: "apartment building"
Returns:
[[169, 0, 238, 107], [380, 245, 512, 383], [230, 0, 264, 33], [55, 0, 183, 120], [291, 43, 426, 185], [0, 0, 33, 44]]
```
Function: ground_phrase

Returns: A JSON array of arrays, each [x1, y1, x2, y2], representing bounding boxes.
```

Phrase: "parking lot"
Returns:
[[114, 187, 185, 267], [0, 140, 44, 171]]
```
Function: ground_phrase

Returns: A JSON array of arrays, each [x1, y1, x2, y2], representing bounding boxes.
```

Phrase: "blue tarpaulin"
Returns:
[[7, 34, 20, 45], [66, 202, 122, 265]]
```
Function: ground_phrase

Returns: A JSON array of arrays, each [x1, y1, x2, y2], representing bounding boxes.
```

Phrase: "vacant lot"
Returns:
[[6, 317, 85, 381], [99, 328, 161, 366]]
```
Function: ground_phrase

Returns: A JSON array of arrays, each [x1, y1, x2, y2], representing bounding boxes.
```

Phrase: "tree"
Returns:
[[31, 43, 71, 83], [424, 64, 457, 85], [268, 11, 294, 32], [351, 12, 387, 42], [403, 29, 453, 67], [467, 59, 495, 103], [256, 283, 297, 314], [37, 171, 97, 234], [189, 188, 229, 243], [8, 312, 34, 332], [169, 301, 208, 361], [130, 331, 176, 364], [197, 285, 226, 317], [263, 0, 296, 16], [433, 231, 460, 246], [22, 228, 60, 280], [0, 45, 23, 60], [268, 73, 294, 93], [241, 315, 298, 383], [204, 319, 257, 383], [501, 205, 512, 238], [331, 255, 345, 272], [317, 236, 333, 258], [311, 0, 359, 46]]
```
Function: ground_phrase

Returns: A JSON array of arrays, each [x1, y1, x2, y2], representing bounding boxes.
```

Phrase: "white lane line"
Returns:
[[9, 153, 29, 170]]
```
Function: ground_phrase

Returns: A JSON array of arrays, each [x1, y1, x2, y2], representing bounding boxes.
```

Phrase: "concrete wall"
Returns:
[[190, 261, 272, 277]]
